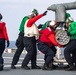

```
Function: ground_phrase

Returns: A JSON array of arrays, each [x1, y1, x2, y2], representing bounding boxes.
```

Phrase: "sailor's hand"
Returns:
[[7, 40, 10, 47], [43, 11, 48, 16]]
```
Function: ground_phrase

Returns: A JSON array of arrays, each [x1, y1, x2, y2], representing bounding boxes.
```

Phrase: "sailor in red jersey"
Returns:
[[37, 20, 62, 70], [0, 13, 9, 71], [21, 10, 47, 70]]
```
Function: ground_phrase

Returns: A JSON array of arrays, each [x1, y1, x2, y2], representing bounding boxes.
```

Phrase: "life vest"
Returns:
[[24, 20, 39, 39]]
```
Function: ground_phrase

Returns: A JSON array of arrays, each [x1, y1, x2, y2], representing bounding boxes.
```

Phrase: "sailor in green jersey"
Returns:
[[64, 17, 76, 71], [11, 16, 29, 69], [19, 16, 29, 32], [11, 9, 39, 69], [41, 21, 51, 30]]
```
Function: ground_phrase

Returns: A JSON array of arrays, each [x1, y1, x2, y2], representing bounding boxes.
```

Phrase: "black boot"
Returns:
[[65, 65, 75, 71], [74, 63, 76, 68], [49, 64, 58, 69], [48, 62, 53, 70], [21, 65, 30, 70], [64, 65, 69, 69], [48, 62, 57, 70], [42, 64, 52, 70], [31, 65, 41, 69], [11, 65, 16, 69], [0, 64, 3, 71]]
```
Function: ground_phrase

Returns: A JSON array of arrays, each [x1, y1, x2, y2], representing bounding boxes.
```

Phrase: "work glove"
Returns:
[[7, 40, 10, 47], [38, 24, 43, 29], [43, 11, 48, 16], [67, 32, 70, 36]]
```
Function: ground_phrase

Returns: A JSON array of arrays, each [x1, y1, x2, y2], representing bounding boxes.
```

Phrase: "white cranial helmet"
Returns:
[[66, 17, 74, 23], [49, 20, 57, 26]]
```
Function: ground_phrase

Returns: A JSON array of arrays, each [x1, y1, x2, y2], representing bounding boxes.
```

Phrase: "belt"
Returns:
[[24, 34, 35, 37]]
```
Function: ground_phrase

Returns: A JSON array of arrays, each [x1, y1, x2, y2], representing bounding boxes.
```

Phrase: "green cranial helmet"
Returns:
[[32, 9, 38, 16], [65, 13, 71, 19]]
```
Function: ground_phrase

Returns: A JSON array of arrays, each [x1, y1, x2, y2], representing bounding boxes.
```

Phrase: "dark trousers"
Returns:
[[11, 32, 24, 65], [22, 36, 37, 68], [37, 40, 56, 65], [64, 40, 76, 66], [72, 50, 76, 65], [0, 39, 5, 64], [44, 46, 57, 62]]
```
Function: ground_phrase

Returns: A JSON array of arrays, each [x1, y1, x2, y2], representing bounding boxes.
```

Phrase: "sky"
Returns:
[[0, 0, 76, 41]]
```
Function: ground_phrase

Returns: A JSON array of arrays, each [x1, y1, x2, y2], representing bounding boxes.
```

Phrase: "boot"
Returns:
[[42, 64, 52, 70], [48, 61, 57, 70], [48, 62, 53, 70], [49, 64, 58, 69], [65, 65, 75, 71], [64, 65, 69, 69], [74, 63, 76, 68], [0, 64, 3, 71], [11, 65, 16, 69], [21, 65, 30, 70], [31, 65, 41, 69]]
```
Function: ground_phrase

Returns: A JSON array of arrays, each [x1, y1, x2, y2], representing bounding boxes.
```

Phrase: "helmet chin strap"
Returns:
[[32, 12, 37, 16], [28, 12, 36, 18]]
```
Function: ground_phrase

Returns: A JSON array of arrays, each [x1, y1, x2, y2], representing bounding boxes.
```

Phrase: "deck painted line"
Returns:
[[3, 57, 44, 60]]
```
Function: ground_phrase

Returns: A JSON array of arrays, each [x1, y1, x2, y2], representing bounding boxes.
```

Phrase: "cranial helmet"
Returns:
[[49, 20, 57, 26], [66, 17, 74, 23], [44, 21, 51, 26], [32, 9, 38, 16], [65, 13, 71, 19]]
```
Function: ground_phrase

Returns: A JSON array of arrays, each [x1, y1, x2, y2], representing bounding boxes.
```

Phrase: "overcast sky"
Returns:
[[0, 0, 76, 41]]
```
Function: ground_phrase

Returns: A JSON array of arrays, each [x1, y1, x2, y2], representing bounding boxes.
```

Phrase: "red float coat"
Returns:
[[39, 27, 62, 47], [0, 22, 9, 41]]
